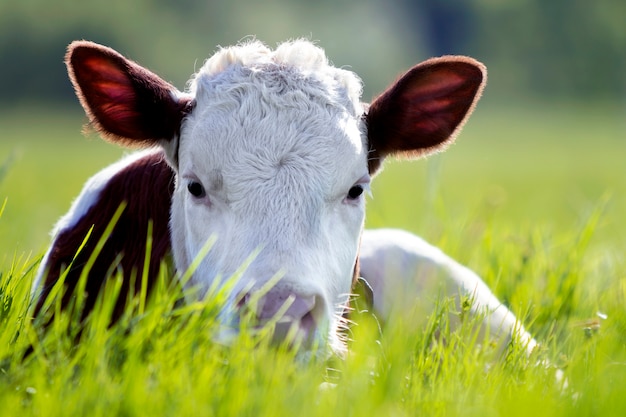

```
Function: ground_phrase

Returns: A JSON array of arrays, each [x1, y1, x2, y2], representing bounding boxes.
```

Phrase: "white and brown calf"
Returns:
[[33, 40, 535, 356]]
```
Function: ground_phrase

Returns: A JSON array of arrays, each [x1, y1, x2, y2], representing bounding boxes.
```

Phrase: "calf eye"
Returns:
[[187, 181, 206, 198], [347, 185, 364, 200]]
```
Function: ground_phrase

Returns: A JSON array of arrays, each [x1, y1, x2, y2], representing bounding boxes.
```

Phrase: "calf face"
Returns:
[[47, 39, 485, 353]]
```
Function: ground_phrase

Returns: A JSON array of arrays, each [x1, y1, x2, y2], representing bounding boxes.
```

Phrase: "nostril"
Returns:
[[299, 310, 316, 335], [283, 294, 317, 322], [237, 289, 326, 346], [277, 294, 325, 347], [235, 291, 250, 309]]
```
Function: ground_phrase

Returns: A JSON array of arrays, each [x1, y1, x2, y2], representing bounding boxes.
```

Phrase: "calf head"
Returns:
[[66, 40, 485, 354]]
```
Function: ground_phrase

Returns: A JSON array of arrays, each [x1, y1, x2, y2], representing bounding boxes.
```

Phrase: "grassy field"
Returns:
[[0, 100, 625, 416]]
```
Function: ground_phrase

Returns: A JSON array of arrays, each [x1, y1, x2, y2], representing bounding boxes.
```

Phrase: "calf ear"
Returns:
[[366, 56, 486, 174], [66, 41, 193, 150]]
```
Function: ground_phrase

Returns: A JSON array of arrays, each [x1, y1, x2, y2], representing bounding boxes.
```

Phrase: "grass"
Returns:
[[0, 100, 625, 416]]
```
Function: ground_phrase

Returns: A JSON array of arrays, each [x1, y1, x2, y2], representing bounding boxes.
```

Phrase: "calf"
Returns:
[[33, 39, 535, 355]]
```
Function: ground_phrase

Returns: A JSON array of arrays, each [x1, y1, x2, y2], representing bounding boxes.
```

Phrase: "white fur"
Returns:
[[360, 229, 537, 354], [170, 40, 369, 352]]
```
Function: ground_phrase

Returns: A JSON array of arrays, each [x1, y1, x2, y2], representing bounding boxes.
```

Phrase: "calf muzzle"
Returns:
[[237, 289, 325, 348]]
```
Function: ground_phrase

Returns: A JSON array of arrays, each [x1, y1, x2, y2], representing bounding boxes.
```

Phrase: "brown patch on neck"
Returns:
[[352, 233, 363, 289], [352, 256, 361, 288], [34, 151, 176, 324]]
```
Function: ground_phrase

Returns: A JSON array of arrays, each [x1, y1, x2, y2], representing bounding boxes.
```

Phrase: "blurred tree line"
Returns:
[[0, 0, 624, 106]]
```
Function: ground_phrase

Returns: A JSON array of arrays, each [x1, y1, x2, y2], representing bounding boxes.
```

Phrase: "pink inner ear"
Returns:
[[79, 55, 141, 136], [366, 57, 486, 173], [408, 68, 470, 97], [84, 56, 129, 85], [67, 41, 187, 146], [402, 69, 476, 139]]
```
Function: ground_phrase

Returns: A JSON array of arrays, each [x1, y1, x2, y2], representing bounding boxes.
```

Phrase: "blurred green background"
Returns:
[[1, 0, 625, 265]]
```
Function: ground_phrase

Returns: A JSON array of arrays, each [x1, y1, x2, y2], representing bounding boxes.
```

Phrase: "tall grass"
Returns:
[[0, 195, 625, 416], [1, 102, 625, 415]]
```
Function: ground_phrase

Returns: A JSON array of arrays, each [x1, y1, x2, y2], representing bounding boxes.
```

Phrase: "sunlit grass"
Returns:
[[1, 213, 625, 416], [0, 101, 625, 415]]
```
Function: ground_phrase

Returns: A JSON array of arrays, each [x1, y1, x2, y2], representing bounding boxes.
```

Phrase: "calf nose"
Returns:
[[238, 289, 323, 346]]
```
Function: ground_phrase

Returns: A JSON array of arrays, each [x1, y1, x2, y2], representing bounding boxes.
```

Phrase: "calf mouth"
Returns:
[[213, 293, 332, 354]]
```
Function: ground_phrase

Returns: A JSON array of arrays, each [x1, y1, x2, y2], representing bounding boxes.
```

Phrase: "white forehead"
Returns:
[[180, 40, 368, 196], [188, 39, 363, 115]]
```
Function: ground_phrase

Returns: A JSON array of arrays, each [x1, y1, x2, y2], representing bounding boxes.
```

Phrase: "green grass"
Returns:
[[1, 100, 626, 416]]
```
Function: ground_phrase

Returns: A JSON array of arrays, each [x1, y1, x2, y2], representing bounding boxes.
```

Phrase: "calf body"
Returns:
[[360, 229, 536, 353], [33, 39, 534, 355], [33, 150, 174, 321]]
